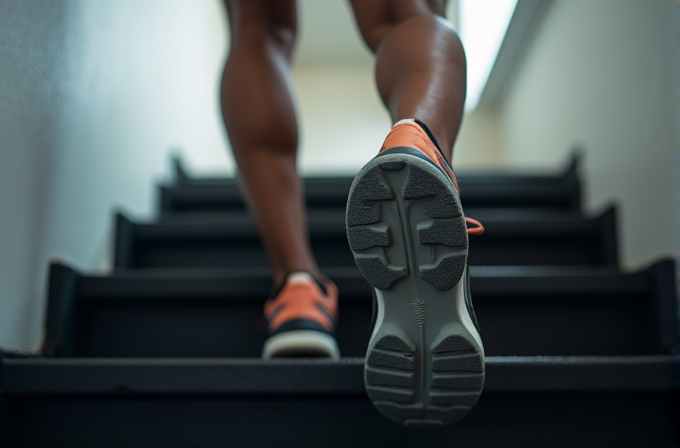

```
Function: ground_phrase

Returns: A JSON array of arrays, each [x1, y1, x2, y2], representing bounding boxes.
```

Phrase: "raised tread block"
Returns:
[[346, 201, 382, 226], [421, 194, 461, 219], [403, 164, 461, 218], [365, 386, 415, 403], [432, 334, 476, 354], [418, 218, 467, 247], [373, 402, 423, 423], [431, 372, 484, 390], [374, 335, 414, 353], [365, 366, 414, 388], [419, 254, 467, 291], [424, 404, 474, 425], [355, 256, 406, 290], [351, 167, 393, 202], [347, 225, 390, 252], [346, 168, 393, 226], [367, 349, 414, 371], [378, 161, 406, 171], [375, 402, 471, 427], [403, 164, 443, 199], [432, 353, 484, 372]]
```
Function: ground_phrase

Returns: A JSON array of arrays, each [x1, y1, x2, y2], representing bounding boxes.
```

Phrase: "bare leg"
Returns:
[[346, 2, 483, 426], [349, 0, 465, 163], [221, 0, 323, 288]]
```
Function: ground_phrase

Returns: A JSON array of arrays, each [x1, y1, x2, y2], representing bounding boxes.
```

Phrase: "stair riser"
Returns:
[[117, 233, 614, 269], [162, 155, 583, 215], [68, 293, 653, 357], [0, 399, 11, 448], [45, 261, 678, 358], [4, 393, 675, 448], [161, 188, 579, 214]]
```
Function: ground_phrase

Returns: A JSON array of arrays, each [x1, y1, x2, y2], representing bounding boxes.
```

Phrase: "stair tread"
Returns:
[[77, 265, 651, 299], [161, 183, 578, 205], [139, 209, 604, 236], [168, 174, 573, 188], [3, 355, 678, 395], [115, 207, 619, 268]]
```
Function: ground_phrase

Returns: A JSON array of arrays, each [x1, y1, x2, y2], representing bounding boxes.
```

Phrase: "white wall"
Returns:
[[0, 1, 68, 352], [455, 109, 505, 169], [674, 1, 680, 269], [496, 0, 679, 268], [294, 63, 391, 175], [0, 0, 232, 351]]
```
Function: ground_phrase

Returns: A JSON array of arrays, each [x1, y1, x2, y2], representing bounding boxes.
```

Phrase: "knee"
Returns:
[[376, 15, 463, 59], [358, 9, 461, 55], [397, 14, 461, 47]]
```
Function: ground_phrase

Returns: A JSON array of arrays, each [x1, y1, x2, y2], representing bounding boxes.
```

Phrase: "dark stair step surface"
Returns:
[[43, 260, 677, 358], [114, 207, 618, 269], [1, 356, 678, 448], [162, 154, 582, 213]]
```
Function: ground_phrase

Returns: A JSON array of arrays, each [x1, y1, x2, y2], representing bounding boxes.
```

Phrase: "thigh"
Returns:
[[349, 0, 448, 53]]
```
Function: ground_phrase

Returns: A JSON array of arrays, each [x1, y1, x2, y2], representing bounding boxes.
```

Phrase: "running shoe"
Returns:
[[346, 119, 484, 427], [262, 271, 340, 359]]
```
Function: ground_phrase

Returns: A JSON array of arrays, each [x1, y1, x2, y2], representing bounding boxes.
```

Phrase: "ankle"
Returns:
[[389, 118, 451, 162], [271, 266, 327, 295]]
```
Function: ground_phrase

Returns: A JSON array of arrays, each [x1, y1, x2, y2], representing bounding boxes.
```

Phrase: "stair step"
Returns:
[[162, 155, 582, 213], [3, 356, 677, 394], [1, 356, 677, 448], [160, 180, 581, 214], [43, 260, 677, 358], [114, 208, 618, 269]]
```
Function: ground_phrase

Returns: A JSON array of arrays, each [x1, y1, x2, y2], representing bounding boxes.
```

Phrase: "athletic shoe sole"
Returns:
[[262, 330, 340, 359], [346, 150, 485, 428]]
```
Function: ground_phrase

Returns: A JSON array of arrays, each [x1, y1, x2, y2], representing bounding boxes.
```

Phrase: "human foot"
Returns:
[[346, 119, 484, 427], [262, 272, 340, 359]]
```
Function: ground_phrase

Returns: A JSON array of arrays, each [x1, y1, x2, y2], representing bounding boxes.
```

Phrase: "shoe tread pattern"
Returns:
[[346, 158, 468, 292], [365, 332, 483, 427], [366, 335, 419, 419], [349, 154, 482, 427]]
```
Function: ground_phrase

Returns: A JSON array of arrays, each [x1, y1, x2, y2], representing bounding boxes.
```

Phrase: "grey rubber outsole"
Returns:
[[346, 152, 485, 428]]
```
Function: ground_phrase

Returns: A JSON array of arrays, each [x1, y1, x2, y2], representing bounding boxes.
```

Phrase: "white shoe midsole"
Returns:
[[262, 330, 340, 359]]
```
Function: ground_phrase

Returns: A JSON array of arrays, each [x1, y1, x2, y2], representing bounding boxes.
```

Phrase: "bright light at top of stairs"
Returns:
[[459, 0, 519, 112]]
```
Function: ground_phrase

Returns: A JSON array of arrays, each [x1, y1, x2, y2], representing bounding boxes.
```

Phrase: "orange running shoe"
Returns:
[[346, 119, 484, 427], [262, 272, 340, 359]]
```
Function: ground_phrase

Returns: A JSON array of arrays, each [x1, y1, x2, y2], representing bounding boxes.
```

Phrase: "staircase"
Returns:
[[1, 155, 678, 447]]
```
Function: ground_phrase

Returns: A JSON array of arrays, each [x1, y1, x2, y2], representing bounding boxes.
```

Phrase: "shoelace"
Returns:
[[466, 217, 484, 235]]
